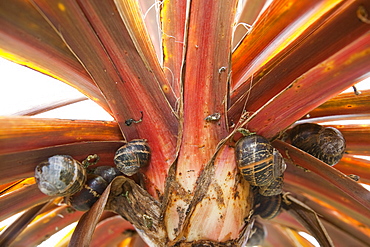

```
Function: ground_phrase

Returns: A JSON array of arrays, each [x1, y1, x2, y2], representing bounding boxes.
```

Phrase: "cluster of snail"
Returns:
[[34, 122, 345, 241], [234, 123, 345, 195], [34, 139, 150, 211], [234, 129, 286, 243], [236, 123, 346, 246]]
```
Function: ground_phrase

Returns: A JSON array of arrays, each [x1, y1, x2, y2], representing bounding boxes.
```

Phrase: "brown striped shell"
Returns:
[[235, 134, 286, 187], [114, 139, 151, 176], [68, 166, 122, 211], [35, 155, 87, 196], [290, 123, 345, 166], [93, 166, 122, 183], [259, 174, 284, 196], [254, 193, 282, 220], [246, 221, 266, 246], [68, 174, 108, 211]]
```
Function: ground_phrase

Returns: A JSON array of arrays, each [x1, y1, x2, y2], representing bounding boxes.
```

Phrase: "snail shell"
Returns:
[[235, 134, 286, 186], [254, 193, 282, 220], [35, 155, 87, 196], [68, 174, 108, 211], [246, 221, 266, 246], [259, 174, 284, 196], [93, 166, 122, 183], [114, 139, 151, 176], [290, 123, 345, 166]]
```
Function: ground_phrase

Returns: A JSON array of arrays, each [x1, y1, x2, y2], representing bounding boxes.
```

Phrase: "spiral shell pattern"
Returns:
[[235, 134, 285, 187], [290, 123, 345, 166], [114, 139, 151, 176]]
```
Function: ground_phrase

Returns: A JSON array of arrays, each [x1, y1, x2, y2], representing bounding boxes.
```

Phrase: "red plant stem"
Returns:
[[245, 31, 370, 139], [336, 155, 370, 184], [165, 0, 238, 241], [231, 0, 345, 87], [229, 0, 370, 125], [161, 0, 188, 99], [0, 184, 50, 222], [274, 140, 370, 211], [306, 89, 370, 119], [176, 0, 236, 191], [69, 182, 113, 247], [0, 117, 123, 154]]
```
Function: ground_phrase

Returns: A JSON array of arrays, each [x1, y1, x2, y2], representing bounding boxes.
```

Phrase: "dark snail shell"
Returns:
[[289, 123, 345, 166], [114, 139, 151, 176], [235, 134, 286, 186], [246, 221, 266, 246], [259, 175, 284, 196], [93, 166, 122, 183], [68, 174, 108, 211], [254, 193, 282, 220], [35, 155, 87, 196]]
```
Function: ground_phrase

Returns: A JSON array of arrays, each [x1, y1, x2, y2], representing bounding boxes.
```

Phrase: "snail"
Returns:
[[35, 155, 122, 211], [289, 123, 345, 166], [68, 166, 122, 211], [254, 193, 282, 220], [114, 139, 151, 176], [235, 133, 286, 187], [93, 166, 122, 183], [258, 175, 284, 196], [68, 174, 108, 211], [246, 220, 266, 246], [35, 155, 87, 196]]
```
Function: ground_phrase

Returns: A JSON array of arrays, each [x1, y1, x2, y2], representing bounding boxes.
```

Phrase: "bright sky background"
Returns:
[[0, 57, 113, 121]]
